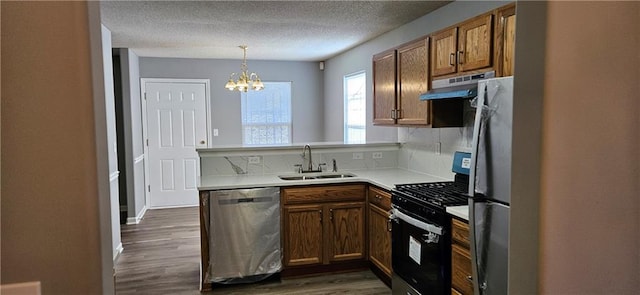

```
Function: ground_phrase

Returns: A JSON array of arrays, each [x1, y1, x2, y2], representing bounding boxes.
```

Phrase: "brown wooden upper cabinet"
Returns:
[[495, 3, 516, 77], [372, 49, 397, 125], [373, 37, 430, 126], [431, 13, 493, 78]]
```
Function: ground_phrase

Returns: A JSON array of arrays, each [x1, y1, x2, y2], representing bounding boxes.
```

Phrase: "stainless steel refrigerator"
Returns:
[[468, 76, 513, 295]]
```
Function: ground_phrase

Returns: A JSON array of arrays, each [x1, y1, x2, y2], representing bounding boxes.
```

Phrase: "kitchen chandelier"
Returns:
[[224, 45, 264, 92]]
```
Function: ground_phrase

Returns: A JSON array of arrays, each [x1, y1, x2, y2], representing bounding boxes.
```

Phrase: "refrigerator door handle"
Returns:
[[469, 83, 487, 295], [469, 198, 482, 295], [469, 83, 487, 197]]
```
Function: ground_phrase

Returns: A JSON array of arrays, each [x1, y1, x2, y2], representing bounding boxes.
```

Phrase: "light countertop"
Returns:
[[198, 168, 469, 221], [446, 205, 469, 221], [198, 168, 448, 191]]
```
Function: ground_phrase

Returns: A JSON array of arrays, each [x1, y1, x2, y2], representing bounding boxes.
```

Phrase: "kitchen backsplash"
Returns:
[[199, 123, 473, 179], [397, 125, 473, 179], [199, 144, 399, 177]]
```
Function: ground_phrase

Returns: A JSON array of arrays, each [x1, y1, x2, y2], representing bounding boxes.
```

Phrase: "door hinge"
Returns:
[[146, 139, 149, 146], [147, 185, 151, 192], [144, 92, 147, 100]]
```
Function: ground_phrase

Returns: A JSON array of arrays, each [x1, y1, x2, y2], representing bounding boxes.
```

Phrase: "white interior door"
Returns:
[[144, 81, 209, 208]]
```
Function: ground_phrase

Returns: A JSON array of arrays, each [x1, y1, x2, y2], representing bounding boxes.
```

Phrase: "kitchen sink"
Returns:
[[278, 175, 316, 181], [278, 172, 356, 181], [314, 173, 356, 179]]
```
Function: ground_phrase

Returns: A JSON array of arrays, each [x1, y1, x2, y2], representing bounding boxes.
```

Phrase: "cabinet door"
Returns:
[[368, 203, 392, 277], [283, 204, 324, 267], [368, 186, 391, 210], [451, 243, 473, 295], [451, 218, 470, 248], [458, 13, 493, 72], [431, 27, 458, 77], [495, 3, 516, 77], [397, 37, 430, 125], [327, 202, 365, 262], [373, 50, 397, 125]]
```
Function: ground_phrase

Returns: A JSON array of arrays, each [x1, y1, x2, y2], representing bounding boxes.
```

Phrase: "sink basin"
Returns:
[[278, 172, 356, 181], [314, 173, 356, 179], [278, 175, 317, 181]]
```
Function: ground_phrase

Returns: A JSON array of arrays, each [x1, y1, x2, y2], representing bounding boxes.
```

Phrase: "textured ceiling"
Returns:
[[100, 1, 451, 61]]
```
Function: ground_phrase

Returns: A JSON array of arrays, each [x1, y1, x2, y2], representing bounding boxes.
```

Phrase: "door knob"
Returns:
[[199, 140, 205, 144]]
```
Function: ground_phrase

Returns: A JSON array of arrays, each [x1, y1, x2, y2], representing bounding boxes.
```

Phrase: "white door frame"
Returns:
[[140, 78, 212, 209]]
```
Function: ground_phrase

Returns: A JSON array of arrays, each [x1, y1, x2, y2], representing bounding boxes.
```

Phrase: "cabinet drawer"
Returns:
[[451, 218, 470, 248], [282, 184, 366, 205], [368, 186, 391, 210], [451, 243, 473, 295]]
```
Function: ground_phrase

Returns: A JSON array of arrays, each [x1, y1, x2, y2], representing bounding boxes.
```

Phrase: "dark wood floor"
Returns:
[[115, 207, 390, 294]]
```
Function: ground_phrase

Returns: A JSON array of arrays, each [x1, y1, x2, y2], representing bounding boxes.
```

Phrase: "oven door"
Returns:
[[391, 207, 450, 295]]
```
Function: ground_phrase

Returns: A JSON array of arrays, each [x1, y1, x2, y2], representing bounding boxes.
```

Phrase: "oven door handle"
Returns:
[[390, 208, 443, 235]]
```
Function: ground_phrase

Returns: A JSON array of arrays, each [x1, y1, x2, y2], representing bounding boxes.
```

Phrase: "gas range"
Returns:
[[390, 152, 472, 295]]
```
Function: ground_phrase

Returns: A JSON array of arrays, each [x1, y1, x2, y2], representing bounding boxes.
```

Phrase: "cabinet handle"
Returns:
[[458, 51, 464, 64], [449, 53, 455, 66], [395, 109, 402, 119], [329, 208, 333, 220], [387, 219, 392, 232], [391, 109, 396, 119], [467, 275, 473, 282], [319, 210, 323, 223]]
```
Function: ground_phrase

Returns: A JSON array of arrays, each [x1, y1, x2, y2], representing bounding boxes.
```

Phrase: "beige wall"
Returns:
[[539, 1, 639, 294], [1, 2, 110, 294]]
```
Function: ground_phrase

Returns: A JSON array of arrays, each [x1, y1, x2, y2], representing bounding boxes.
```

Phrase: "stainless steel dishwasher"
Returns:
[[207, 187, 281, 284]]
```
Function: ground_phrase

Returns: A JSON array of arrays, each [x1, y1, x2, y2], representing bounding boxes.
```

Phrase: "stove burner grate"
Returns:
[[395, 181, 468, 208]]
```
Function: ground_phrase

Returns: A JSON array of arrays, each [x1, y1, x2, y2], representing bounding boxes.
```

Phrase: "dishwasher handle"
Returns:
[[218, 196, 275, 205]]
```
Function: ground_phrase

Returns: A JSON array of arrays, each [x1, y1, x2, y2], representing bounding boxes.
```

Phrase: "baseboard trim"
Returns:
[[148, 204, 199, 210], [109, 171, 120, 182], [126, 205, 148, 225], [134, 154, 145, 164], [113, 243, 124, 262]]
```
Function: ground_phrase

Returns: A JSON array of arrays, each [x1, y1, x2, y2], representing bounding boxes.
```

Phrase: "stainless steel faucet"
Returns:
[[302, 144, 313, 172]]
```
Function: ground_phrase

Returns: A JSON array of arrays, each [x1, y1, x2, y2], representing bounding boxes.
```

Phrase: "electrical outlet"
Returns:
[[372, 152, 383, 159], [352, 152, 364, 160], [248, 156, 261, 164]]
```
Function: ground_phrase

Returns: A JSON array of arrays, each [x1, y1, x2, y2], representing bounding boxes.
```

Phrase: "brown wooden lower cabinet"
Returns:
[[367, 186, 392, 284], [451, 218, 473, 295], [328, 202, 366, 262], [283, 204, 324, 267], [368, 203, 392, 276], [282, 184, 366, 272]]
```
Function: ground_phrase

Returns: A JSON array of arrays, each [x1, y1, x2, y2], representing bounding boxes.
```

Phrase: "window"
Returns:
[[344, 72, 366, 144], [241, 82, 292, 145]]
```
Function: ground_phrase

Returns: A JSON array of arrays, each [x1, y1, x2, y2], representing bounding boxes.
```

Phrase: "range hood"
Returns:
[[420, 71, 495, 100]]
